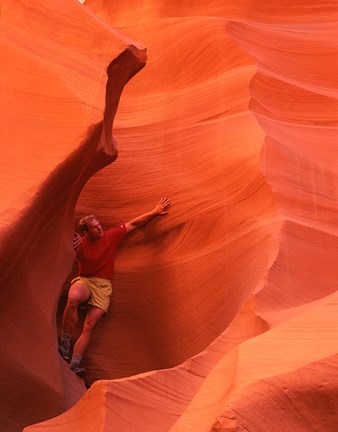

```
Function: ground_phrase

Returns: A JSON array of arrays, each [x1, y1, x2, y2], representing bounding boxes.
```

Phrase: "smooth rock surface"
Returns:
[[1, 0, 337, 431]]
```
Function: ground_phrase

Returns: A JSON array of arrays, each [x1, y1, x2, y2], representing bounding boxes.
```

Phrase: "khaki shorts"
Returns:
[[71, 276, 112, 313]]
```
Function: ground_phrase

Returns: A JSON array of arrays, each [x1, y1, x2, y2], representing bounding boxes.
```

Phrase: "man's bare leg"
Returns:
[[59, 283, 90, 360], [72, 306, 105, 357], [61, 283, 90, 334], [69, 306, 105, 377]]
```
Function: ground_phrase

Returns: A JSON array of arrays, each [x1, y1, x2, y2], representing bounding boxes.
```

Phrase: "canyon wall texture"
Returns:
[[0, 0, 337, 431]]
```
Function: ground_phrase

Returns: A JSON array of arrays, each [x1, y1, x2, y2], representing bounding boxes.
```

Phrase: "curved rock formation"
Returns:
[[1, 0, 337, 431], [1, 0, 146, 430]]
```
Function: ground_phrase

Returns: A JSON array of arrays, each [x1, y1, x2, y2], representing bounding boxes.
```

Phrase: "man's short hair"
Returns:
[[79, 215, 97, 233]]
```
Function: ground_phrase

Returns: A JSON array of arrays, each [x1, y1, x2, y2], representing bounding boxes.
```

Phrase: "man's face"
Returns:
[[84, 218, 104, 241]]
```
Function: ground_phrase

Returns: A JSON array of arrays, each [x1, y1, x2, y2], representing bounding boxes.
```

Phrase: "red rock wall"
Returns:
[[1, 0, 337, 431]]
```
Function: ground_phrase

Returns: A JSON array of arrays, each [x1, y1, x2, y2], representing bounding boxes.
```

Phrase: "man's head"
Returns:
[[79, 215, 104, 241]]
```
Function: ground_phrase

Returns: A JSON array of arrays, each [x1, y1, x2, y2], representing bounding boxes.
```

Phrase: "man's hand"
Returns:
[[73, 232, 82, 250], [125, 197, 171, 233], [154, 197, 171, 215]]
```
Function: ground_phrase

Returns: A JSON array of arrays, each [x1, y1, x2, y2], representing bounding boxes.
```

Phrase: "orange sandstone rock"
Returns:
[[1, 0, 337, 431]]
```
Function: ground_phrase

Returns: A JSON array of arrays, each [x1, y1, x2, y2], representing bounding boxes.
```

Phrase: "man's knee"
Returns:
[[83, 311, 104, 332], [67, 283, 90, 306], [66, 296, 81, 308], [84, 317, 99, 331]]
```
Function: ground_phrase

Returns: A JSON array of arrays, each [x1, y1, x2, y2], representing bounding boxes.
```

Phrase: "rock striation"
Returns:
[[0, 0, 337, 431]]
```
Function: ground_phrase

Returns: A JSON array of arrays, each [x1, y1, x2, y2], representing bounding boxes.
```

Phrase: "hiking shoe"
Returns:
[[70, 365, 86, 378], [58, 341, 70, 361]]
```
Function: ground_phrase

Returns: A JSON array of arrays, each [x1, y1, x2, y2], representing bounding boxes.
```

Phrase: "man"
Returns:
[[59, 197, 170, 377]]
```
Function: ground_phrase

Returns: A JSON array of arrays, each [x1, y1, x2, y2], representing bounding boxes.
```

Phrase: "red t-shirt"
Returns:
[[77, 224, 127, 280]]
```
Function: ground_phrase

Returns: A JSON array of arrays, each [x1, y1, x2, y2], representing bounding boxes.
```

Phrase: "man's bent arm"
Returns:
[[125, 197, 170, 233]]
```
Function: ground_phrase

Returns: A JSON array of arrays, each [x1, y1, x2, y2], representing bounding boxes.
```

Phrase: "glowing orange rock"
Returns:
[[1, 0, 337, 431]]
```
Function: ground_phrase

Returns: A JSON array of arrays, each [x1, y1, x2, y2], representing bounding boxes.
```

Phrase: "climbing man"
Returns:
[[59, 196, 170, 377]]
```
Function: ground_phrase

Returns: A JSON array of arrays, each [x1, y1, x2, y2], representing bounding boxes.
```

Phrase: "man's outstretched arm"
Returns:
[[125, 197, 171, 233]]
